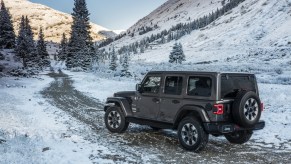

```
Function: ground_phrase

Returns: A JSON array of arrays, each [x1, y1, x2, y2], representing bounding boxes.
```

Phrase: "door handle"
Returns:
[[172, 100, 180, 104], [152, 98, 160, 104]]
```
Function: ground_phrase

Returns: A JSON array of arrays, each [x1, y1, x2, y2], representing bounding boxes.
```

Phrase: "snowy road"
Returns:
[[41, 72, 291, 163]]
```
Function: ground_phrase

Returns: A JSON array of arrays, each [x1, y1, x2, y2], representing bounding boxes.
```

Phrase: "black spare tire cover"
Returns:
[[232, 91, 262, 128]]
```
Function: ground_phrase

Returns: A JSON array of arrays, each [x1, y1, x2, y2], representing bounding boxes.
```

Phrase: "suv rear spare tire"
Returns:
[[232, 91, 262, 128]]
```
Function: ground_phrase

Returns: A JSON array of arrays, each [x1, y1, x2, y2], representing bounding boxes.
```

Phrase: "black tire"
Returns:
[[104, 106, 129, 133], [150, 126, 161, 131], [224, 130, 252, 144], [232, 91, 262, 128], [177, 117, 209, 152]]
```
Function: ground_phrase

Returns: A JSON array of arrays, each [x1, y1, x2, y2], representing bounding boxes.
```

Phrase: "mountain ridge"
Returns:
[[103, 0, 291, 64], [3, 0, 115, 43]]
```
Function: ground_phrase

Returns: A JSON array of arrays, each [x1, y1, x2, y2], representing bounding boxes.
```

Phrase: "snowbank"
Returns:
[[0, 75, 113, 163]]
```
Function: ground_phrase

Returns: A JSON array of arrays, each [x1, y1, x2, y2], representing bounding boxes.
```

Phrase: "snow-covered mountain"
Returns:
[[128, 0, 222, 34], [3, 0, 115, 42], [105, 0, 291, 64], [112, 30, 126, 35]]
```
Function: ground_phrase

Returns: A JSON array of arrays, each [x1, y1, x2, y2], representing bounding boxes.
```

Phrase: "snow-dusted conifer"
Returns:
[[36, 27, 50, 68], [16, 16, 30, 68], [119, 54, 123, 64], [25, 16, 34, 53], [0, 0, 16, 49], [58, 33, 68, 61], [140, 45, 145, 53], [121, 51, 131, 77], [221, 0, 226, 6], [169, 42, 185, 64], [160, 36, 166, 44], [109, 47, 117, 71], [80, 47, 94, 70], [167, 32, 172, 42], [133, 43, 138, 54], [67, 0, 93, 69], [178, 43, 186, 63]]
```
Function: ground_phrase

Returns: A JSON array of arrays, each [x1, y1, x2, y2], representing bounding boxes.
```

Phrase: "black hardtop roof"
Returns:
[[147, 71, 255, 76]]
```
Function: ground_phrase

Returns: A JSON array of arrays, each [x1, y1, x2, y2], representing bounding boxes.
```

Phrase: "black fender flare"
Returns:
[[174, 105, 210, 127], [104, 97, 133, 117]]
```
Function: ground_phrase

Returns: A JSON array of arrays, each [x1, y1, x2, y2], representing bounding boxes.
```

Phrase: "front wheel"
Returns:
[[104, 106, 129, 133], [177, 117, 209, 152], [224, 130, 252, 144]]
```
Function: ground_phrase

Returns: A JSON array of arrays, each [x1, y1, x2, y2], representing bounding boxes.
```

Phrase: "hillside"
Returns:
[[104, 0, 291, 66], [128, 0, 222, 34], [3, 0, 115, 42]]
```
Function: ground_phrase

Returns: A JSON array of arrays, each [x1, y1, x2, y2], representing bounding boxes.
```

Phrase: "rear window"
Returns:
[[221, 75, 256, 98]]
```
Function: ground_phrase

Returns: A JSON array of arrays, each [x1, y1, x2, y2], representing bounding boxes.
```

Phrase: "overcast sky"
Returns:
[[29, 0, 167, 30]]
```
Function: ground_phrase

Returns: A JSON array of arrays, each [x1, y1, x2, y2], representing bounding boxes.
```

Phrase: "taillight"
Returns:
[[213, 104, 224, 115], [260, 103, 264, 111]]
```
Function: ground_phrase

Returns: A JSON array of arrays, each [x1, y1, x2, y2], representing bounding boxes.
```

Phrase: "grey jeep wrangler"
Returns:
[[104, 71, 265, 152]]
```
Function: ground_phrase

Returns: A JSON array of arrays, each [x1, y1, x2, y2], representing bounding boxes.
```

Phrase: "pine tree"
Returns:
[[25, 16, 36, 68], [169, 42, 185, 64], [16, 16, 29, 68], [140, 45, 145, 53], [121, 51, 131, 77], [67, 0, 93, 69], [80, 47, 94, 70], [222, 0, 226, 6], [0, 0, 16, 49], [109, 47, 117, 71], [177, 43, 186, 64], [36, 27, 50, 68], [25, 16, 35, 53], [119, 54, 123, 64], [167, 32, 172, 42], [58, 33, 68, 61], [160, 36, 166, 44]]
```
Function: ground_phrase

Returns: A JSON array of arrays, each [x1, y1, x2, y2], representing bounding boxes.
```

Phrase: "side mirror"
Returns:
[[136, 84, 142, 92]]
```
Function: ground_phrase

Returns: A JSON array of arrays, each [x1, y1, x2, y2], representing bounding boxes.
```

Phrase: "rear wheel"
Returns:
[[177, 117, 208, 152], [224, 130, 252, 144], [105, 106, 129, 133]]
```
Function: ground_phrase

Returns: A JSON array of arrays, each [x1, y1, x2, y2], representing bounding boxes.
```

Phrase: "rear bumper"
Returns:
[[204, 120, 265, 134]]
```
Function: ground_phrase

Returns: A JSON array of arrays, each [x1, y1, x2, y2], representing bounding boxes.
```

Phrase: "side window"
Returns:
[[164, 76, 183, 95], [142, 76, 161, 94], [187, 76, 212, 97]]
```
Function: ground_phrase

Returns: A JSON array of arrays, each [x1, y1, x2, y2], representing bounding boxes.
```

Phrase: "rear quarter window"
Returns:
[[187, 76, 212, 97], [221, 75, 256, 98]]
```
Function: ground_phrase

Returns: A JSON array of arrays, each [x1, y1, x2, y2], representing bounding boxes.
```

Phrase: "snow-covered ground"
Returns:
[[253, 83, 291, 149], [0, 75, 116, 163], [1, 69, 291, 163]]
